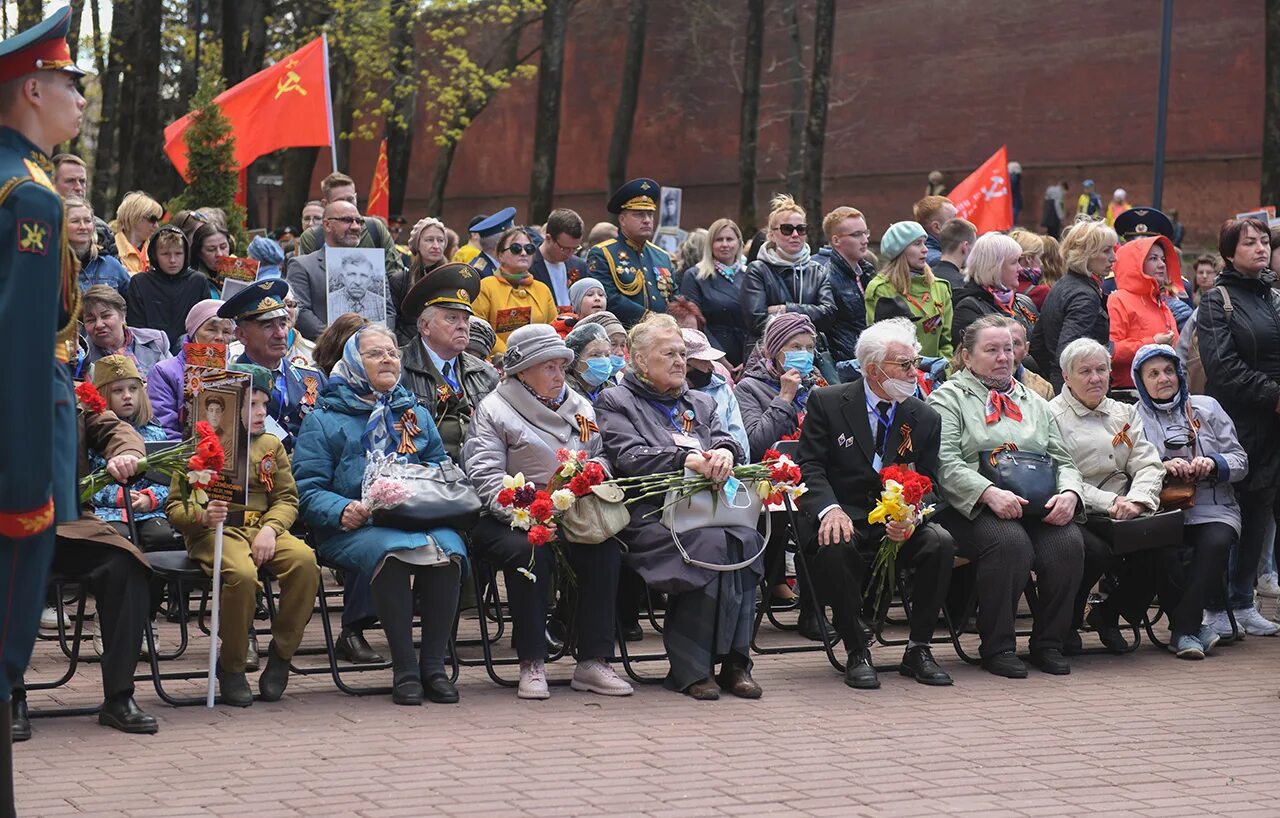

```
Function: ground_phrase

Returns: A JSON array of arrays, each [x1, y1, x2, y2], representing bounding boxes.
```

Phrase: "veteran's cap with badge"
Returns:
[[218, 278, 290, 322], [91, 354, 143, 391], [401, 261, 482, 319], [0, 6, 88, 84], [1114, 207, 1175, 242], [607, 178, 660, 215], [471, 207, 517, 239]]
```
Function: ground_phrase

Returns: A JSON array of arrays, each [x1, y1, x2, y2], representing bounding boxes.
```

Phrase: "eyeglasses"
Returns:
[[777, 224, 808, 237], [503, 243, 537, 256], [361, 347, 401, 361], [554, 239, 581, 254], [835, 230, 871, 240], [327, 216, 365, 227], [145, 214, 161, 224], [883, 357, 922, 373]]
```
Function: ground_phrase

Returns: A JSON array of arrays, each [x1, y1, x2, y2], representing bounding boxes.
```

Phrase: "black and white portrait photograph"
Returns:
[[325, 246, 388, 326], [659, 186, 682, 229]]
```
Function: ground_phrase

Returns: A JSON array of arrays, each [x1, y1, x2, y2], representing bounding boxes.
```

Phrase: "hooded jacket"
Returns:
[[1108, 235, 1181, 388], [124, 228, 212, 355]]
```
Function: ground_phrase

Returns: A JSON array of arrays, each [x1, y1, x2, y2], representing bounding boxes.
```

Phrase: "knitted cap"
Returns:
[[879, 221, 928, 263]]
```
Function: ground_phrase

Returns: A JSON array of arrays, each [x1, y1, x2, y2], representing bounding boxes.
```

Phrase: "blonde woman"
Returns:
[[863, 220, 955, 359], [113, 191, 163, 273], [1009, 228, 1045, 299], [740, 194, 834, 345], [1028, 217, 1119, 390], [952, 232, 1039, 348], [1032, 235, 1067, 310], [681, 217, 749, 366]]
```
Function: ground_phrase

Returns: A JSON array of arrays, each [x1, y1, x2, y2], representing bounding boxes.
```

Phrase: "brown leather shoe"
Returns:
[[684, 678, 720, 700], [716, 665, 763, 699]]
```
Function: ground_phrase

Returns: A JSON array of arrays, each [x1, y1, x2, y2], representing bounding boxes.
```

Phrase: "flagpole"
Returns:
[[206, 522, 224, 708], [322, 33, 338, 173]]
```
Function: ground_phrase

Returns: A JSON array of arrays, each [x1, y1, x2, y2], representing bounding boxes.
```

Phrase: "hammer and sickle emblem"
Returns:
[[275, 71, 308, 100], [981, 173, 1008, 202], [20, 222, 46, 252]]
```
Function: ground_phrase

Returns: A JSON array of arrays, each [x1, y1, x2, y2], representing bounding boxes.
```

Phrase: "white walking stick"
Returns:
[[206, 521, 224, 708]]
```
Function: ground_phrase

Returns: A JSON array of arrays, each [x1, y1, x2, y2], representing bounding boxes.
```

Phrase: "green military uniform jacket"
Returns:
[[586, 236, 678, 327]]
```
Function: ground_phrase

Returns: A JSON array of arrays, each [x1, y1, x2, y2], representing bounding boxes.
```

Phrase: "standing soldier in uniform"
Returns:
[[0, 6, 87, 808], [587, 178, 678, 328]]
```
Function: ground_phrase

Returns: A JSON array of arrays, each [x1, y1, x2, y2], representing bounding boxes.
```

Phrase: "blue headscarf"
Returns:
[[330, 327, 401, 455], [1131, 343, 1188, 413]]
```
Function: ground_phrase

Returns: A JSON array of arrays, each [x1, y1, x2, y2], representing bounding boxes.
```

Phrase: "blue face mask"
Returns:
[[782, 349, 814, 376], [581, 357, 614, 388], [609, 354, 626, 375]]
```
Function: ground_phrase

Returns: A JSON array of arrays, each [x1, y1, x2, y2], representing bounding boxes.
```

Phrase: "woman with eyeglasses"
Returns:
[[112, 191, 163, 274], [740, 194, 835, 348], [472, 225, 558, 355], [389, 217, 450, 346], [864, 221, 955, 361], [1130, 344, 1246, 657]]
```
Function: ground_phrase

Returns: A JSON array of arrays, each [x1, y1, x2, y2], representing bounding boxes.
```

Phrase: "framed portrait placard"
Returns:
[[325, 246, 388, 327], [183, 362, 250, 525]]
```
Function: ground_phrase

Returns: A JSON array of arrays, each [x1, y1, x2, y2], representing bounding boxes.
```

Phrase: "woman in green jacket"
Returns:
[[864, 221, 954, 359], [926, 314, 1085, 680]]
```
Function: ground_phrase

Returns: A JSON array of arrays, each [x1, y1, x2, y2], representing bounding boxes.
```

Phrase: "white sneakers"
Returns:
[[1258, 572, 1280, 598], [40, 605, 68, 630], [1204, 608, 1280, 638], [518, 660, 550, 699], [571, 659, 634, 696], [518, 658, 635, 699]]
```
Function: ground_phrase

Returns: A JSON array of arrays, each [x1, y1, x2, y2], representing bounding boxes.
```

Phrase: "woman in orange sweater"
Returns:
[[472, 226, 558, 354]]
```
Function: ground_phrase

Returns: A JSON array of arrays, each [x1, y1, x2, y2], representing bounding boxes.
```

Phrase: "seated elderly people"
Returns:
[[294, 326, 467, 706], [564, 322, 616, 402], [928, 314, 1085, 678], [796, 318, 955, 689], [1133, 345, 1250, 654], [147, 300, 235, 438], [467, 315, 497, 363], [682, 329, 748, 457], [167, 364, 319, 706], [1047, 339, 1167, 653], [463, 325, 632, 699], [576, 310, 629, 382], [13, 378, 158, 740], [735, 313, 823, 604], [595, 314, 765, 700], [78, 284, 171, 380]]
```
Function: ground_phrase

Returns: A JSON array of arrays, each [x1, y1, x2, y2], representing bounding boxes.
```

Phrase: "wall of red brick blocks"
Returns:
[[335, 0, 1263, 250]]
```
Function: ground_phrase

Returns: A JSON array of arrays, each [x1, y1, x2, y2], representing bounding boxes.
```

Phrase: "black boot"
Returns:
[[336, 629, 384, 664], [9, 698, 29, 743], [216, 663, 254, 707], [257, 641, 291, 702], [98, 694, 159, 734]]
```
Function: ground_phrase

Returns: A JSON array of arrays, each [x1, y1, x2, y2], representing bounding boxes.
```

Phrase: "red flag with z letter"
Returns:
[[947, 145, 1013, 234]]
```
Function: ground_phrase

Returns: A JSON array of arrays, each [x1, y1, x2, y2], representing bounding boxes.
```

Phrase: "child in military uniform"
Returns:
[[167, 364, 319, 706]]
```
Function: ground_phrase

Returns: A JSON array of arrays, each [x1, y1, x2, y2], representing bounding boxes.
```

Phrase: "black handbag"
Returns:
[[1084, 510, 1185, 555], [977, 444, 1058, 518], [364, 456, 482, 532]]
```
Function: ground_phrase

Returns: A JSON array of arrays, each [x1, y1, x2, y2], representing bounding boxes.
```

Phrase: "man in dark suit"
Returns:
[[286, 200, 397, 341], [796, 318, 955, 690], [529, 208, 588, 310]]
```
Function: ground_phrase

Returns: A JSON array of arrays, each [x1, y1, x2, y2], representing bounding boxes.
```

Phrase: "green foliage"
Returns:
[[166, 68, 248, 250], [330, 0, 544, 149]]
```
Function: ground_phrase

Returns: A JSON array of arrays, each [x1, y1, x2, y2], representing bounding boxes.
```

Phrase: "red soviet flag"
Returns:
[[947, 145, 1013, 234], [164, 37, 332, 181], [366, 138, 390, 220]]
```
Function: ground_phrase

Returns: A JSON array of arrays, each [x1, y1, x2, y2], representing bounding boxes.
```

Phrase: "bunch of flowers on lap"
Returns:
[[497, 449, 608, 583], [866, 464, 935, 613]]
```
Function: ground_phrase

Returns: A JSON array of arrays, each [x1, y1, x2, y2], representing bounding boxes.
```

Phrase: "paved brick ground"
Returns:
[[13, 590, 1280, 817]]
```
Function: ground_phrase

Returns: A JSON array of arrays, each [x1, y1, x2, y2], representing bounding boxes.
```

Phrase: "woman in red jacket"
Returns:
[[1108, 234, 1181, 388]]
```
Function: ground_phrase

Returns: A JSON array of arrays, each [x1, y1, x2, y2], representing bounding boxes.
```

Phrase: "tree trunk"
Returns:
[[784, 0, 806, 194], [90, 0, 106, 75], [424, 138, 459, 218], [387, 4, 418, 218], [178, 0, 201, 110], [67, 0, 84, 59], [94, 0, 134, 215], [607, 0, 648, 195], [528, 0, 571, 224], [330, 47, 354, 173], [1264, 0, 1280, 207], [125, 0, 166, 198], [221, 0, 244, 84], [16, 0, 42, 28], [801, 0, 834, 245], [737, 0, 764, 234], [280, 147, 322, 229], [245, 0, 270, 76]]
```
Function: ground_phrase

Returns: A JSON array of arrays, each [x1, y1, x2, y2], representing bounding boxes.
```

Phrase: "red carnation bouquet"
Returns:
[[75, 381, 108, 415], [496, 448, 606, 583], [866, 464, 936, 614]]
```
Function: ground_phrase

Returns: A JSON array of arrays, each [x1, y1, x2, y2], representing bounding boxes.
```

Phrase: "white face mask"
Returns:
[[878, 373, 917, 402]]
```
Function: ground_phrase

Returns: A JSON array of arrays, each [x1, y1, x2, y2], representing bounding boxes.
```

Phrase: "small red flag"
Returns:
[[164, 37, 332, 181], [947, 145, 1014, 234], [366, 138, 390, 220]]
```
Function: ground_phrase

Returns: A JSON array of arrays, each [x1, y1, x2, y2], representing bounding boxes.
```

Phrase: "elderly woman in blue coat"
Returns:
[[294, 325, 467, 707]]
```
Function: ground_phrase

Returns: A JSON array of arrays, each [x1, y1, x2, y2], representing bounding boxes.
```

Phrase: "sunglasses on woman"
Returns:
[[503, 243, 537, 255], [777, 223, 808, 237]]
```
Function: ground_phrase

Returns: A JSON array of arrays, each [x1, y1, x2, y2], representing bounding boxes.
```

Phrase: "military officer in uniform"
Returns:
[[399, 263, 500, 464], [467, 206, 517, 279], [586, 178, 678, 327], [0, 7, 87, 795]]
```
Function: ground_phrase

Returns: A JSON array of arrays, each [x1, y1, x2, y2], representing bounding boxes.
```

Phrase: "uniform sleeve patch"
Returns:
[[18, 219, 49, 255]]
